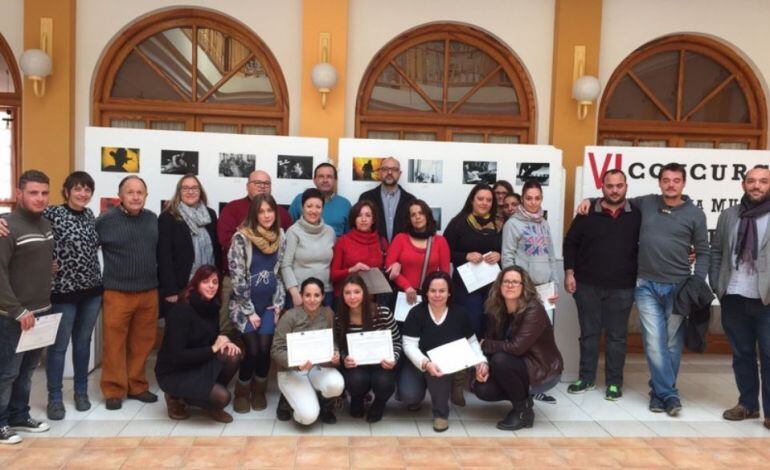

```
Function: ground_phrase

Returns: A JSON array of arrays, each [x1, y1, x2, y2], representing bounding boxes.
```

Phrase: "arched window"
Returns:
[[92, 8, 289, 135], [356, 23, 535, 143], [0, 33, 21, 212], [598, 35, 767, 149]]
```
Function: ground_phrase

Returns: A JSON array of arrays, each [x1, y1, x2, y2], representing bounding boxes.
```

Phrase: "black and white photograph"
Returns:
[[431, 207, 442, 231], [407, 159, 443, 183], [218, 201, 228, 215], [218, 152, 256, 178], [277, 155, 313, 179], [462, 161, 497, 185], [161, 150, 199, 175], [516, 162, 550, 186]]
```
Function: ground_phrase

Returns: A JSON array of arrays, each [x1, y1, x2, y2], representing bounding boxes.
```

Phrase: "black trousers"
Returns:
[[472, 352, 529, 403], [573, 282, 634, 386], [342, 365, 396, 404]]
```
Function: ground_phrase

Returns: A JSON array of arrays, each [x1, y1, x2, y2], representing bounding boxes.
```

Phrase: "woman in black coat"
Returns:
[[158, 174, 221, 315]]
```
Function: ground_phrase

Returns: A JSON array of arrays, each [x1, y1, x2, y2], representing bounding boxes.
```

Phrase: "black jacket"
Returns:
[[673, 275, 714, 353], [358, 184, 416, 242], [158, 209, 221, 298]]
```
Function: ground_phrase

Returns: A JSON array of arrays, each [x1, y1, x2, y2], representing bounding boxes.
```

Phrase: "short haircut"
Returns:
[[743, 164, 770, 181], [348, 200, 379, 231], [314, 162, 338, 179], [521, 179, 543, 196], [61, 171, 95, 199], [118, 175, 147, 192], [659, 163, 686, 182], [602, 169, 627, 183], [18, 170, 49, 189], [301, 187, 325, 207]]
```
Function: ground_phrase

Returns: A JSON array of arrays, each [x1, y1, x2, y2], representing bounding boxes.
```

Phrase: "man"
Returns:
[[0, 170, 54, 444], [96, 176, 159, 410], [710, 166, 770, 429], [217, 170, 292, 336], [289, 163, 351, 237], [564, 169, 641, 401], [358, 157, 415, 242]]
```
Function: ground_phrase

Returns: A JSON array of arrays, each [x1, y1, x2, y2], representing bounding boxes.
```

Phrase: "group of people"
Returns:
[[0, 155, 767, 445]]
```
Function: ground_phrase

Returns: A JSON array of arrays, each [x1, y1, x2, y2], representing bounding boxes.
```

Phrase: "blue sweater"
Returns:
[[289, 193, 351, 237]]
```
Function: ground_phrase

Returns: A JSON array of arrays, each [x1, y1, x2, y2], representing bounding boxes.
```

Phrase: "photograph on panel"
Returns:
[[408, 159, 443, 183], [352, 156, 385, 181], [277, 155, 314, 179], [161, 150, 199, 175], [516, 162, 550, 186], [101, 147, 140, 173], [218, 152, 256, 178], [160, 200, 169, 213], [431, 207, 443, 231], [462, 161, 497, 184], [100, 197, 121, 215]]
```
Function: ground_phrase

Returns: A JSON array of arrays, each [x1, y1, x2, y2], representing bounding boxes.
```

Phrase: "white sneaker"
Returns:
[[10, 417, 50, 433], [0, 425, 22, 444]]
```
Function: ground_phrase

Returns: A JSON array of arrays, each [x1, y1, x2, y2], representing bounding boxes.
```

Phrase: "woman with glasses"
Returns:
[[492, 180, 514, 227]]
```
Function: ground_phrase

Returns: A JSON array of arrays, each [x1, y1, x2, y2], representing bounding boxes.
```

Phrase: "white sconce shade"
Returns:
[[20, 49, 52, 79], [311, 62, 338, 91], [572, 75, 600, 102]]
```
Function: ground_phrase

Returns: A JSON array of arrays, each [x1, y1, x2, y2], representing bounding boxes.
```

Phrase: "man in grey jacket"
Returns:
[[710, 165, 770, 430]]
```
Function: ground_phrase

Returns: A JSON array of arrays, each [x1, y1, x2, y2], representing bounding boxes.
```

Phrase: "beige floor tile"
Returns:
[[294, 446, 349, 468]]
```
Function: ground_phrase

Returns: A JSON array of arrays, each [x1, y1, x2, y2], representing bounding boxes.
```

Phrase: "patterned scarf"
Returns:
[[735, 194, 770, 272], [515, 205, 545, 223], [239, 225, 280, 255], [466, 213, 502, 234]]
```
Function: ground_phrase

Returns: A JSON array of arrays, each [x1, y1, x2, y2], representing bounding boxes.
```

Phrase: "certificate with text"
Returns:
[[286, 328, 334, 367], [427, 338, 483, 375], [393, 291, 422, 322], [456, 260, 500, 293], [346, 330, 395, 365], [16, 313, 62, 353]]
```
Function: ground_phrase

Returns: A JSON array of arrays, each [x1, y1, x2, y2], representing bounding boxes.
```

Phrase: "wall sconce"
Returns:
[[310, 32, 337, 109], [571, 45, 600, 120], [20, 18, 53, 98]]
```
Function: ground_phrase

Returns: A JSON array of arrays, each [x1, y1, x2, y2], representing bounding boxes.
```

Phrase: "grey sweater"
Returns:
[[96, 206, 158, 291], [501, 212, 557, 285], [634, 194, 710, 283], [281, 217, 336, 292], [0, 208, 54, 319]]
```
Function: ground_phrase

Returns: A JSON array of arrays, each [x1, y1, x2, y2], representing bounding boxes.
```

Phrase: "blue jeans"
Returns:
[[720, 295, 770, 416], [635, 278, 684, 400], [0, 315, 44, 426], [47, 295, 102, 401]]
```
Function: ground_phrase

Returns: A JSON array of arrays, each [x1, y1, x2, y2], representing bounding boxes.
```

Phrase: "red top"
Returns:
[[385, 233, 450, 292], [217, 196, 292, 274], [330, 229, 387, 295]]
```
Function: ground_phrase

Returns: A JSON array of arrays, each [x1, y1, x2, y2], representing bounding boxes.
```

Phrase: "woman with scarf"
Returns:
[[158, 174, 221, 317], [228, 194, 286, 413]]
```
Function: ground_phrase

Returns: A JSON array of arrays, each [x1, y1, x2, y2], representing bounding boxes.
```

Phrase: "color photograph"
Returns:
[[408, 159, 443, 183], [516, 162, 550, 186], [352, 156, 385, 181], [161, 150, 199, 175], [99, 197, 120, 214], [462, 161, 497, 184], [277, 155, 313, 179], [101, 147, 140, 173], [218, 153, 256, 177], [431, 207, 442, 231]]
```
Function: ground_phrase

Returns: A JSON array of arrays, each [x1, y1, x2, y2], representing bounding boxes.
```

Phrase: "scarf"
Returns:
[[347, 228, 380, 245], [298, 215, 326, 235], [466, 213, 501, 234], [407, 225, 435, 240], [735, 194, 770, 272], [178, 202, 215, 277], [515, 205, 545, 223], [188, 290, 220, 319], [239, 225, 280, 255]]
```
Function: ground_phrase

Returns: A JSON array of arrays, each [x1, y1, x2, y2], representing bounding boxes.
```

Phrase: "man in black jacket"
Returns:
[[358, 157, 415, 242], [563, 169, 641, 401]]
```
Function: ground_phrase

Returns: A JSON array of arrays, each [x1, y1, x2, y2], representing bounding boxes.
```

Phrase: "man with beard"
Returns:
[[710, 165, 770, 429], [359, 157, 415, 243], [289, 163, 351, 237], [564, 169, 641, 401]]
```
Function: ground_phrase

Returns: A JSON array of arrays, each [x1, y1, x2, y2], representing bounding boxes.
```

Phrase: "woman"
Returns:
[[282, 188, 336, 308], [335, 274, 401, 422], [473, 266, 564, 429], [271, 277, 344, 426], [158, 174, 220, 316], [502, 193, 521, 220], [155, 265, 242, 423], [399, 271, 488, 432], [492, 180, 514, 226], [44, 172, 103, 420], [228, 194, 286, 413], [330, 201, 387, 297], [385, 199, 450, 306]]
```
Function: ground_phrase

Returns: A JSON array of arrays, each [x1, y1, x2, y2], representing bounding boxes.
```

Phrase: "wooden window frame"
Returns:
[[92, 8, 289, 134], [598, 34, 767, 149], [355, 23, 536, 143], [0, 33, 22, 210]]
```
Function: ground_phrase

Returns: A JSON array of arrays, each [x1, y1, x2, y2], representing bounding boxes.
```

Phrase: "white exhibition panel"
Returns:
[[83, 127, 329, 216], [337, 138, 565, 258]]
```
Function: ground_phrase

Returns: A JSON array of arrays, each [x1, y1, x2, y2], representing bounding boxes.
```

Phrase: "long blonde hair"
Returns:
[[483, 266, 539, 337], [164, 174, 209, 219]]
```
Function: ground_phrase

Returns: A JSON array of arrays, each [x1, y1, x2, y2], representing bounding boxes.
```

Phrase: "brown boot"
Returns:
[[206, 407, 233, 423], [233, 379, 251, 414], [251, 377, 267, 411], [165, 393, 189, 420], [451, 370, 466, 407], [723, 403, 760, 421]]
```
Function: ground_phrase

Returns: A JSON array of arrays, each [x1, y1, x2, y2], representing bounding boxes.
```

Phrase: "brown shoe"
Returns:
[[764, 418, 770, 430], [723, 403, 760, 421], [451, 370, 466, 407], [206, 407, 233, 423], [233, 379, 251, 414], [433, 417, 449, 432], [164, 393, 189, 420], [251, 377, 267, 411]]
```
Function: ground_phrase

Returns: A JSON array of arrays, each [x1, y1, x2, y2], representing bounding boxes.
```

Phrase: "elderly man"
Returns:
[[96, 176, 159, 410], [358, 157, 415, 242], [289, 163, 351, 237], [710, 166, 770, 429]]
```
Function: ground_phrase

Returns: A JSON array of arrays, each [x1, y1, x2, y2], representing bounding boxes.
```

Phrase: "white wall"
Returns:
[[346, 0, 556, 145], [0, 0, 24, 60], [74, 0, 303, 170], [599, 0, 770, 122]]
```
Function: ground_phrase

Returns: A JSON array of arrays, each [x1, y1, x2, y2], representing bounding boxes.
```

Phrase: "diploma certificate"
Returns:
[[286, 328, 334, 367], [427, 338, 482, 375], [393, 291, 422, 322], [456, 259, 500, 293], [346, 330, 395, 365], [16, 313, 62, 353]]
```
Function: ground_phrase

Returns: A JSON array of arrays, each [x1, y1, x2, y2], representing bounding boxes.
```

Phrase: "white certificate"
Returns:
[[359, 268, 393, 295], [456, 259, 500, 293], [394, 291, 422, 322], [286, 328, 334, 367], [536, 282, 556, 324], [346, 330, 394, 365], [16, 313, 62, 353], [427, 338, 483, 375]]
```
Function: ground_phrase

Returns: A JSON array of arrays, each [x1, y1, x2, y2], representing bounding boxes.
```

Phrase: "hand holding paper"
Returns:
[[286, 328, 334, 367], [427, 338, 483, 375], [16, 313, 62, 353]]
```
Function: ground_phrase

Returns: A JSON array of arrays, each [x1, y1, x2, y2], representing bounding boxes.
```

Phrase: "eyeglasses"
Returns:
[[379, 166, 400, 173], [249, 180, 272, 187], [180, 186, 200, 193], [501, 280, 523, 287]]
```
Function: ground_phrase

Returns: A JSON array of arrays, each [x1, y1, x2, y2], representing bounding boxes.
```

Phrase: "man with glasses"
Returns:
[[288, 163, 351, 237], [217, 170, 292, 336], [358, 157, 415, 242]]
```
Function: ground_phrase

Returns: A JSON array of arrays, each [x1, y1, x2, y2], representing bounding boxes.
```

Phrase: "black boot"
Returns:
[[349, 395, 365, 418], [276, 394, 293, 421], [366, 397, 387, 423], [496, 397, 534, 431], [319, 393, 337, 424]]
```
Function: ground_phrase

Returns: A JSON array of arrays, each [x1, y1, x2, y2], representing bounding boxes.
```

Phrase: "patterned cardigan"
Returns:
[[227, 229, 286, 333]]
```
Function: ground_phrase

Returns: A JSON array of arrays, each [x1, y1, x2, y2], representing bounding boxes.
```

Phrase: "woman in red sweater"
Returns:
[[385, 199, 450, 305], [330, 201, 387, 296]]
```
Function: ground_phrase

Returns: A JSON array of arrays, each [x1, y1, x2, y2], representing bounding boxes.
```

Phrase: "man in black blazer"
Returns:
[[358, 157, 415, 242]]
